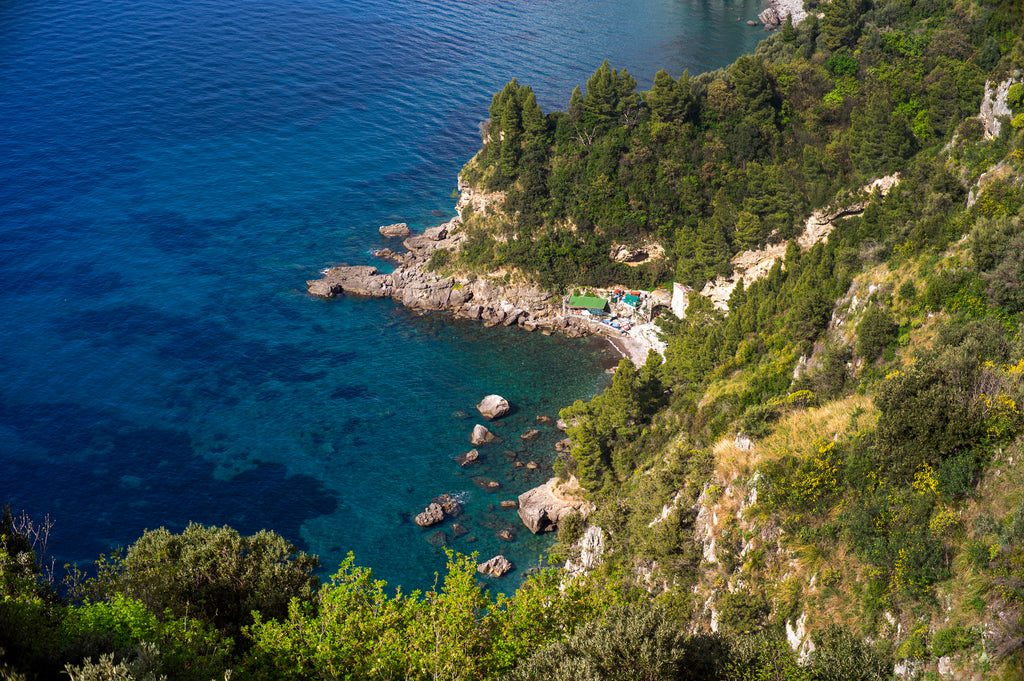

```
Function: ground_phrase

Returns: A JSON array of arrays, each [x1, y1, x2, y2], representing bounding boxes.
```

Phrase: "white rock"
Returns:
[[471, 424, 496, 446], [476, 394, 510, 420], [477, 555, 513, 578]]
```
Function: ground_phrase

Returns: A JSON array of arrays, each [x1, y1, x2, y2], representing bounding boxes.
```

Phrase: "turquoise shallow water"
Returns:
[[0, 0, 769, 589]]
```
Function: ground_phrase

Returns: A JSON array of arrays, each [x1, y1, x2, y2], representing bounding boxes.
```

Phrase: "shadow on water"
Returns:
[[0, 395, 338, 565], [52, 304, 357, 389]]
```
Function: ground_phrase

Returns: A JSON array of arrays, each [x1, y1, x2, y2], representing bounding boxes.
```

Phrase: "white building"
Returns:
[[671, 282, 692, 319]]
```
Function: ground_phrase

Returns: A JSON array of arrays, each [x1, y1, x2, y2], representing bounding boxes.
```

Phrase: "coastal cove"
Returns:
[[2, 0, 777, 590]]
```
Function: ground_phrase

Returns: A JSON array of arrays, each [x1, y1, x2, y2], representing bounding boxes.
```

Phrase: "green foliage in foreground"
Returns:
[[1, 515, 895, 681]]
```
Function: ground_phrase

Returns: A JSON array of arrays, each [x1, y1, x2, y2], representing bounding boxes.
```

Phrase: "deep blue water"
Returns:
[[0, 0, 768, 589]]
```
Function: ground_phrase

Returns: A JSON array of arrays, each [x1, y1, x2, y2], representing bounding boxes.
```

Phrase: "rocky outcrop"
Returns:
[[768, 0, 807, 25], [307, 265, 393, 298], [372, 248, 410, 265], [307, 191, 614, 339], [415, 503, 445, 528], [517, 476, 592, 534], [477, 554, 514, 578], [700, 174, 900, 312], [413, 493, 462, 527], [470, 424, 496, 446], [979, 79, 1015, 140], [758, 7, 780, 27], [608, 241, 666, 266], [379, 222, 410, 237], [564, 525, 606, 578], [477, 394, 510, 420]]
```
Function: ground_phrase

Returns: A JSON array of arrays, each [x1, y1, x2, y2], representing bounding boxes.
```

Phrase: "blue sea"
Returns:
[[0, 0, 768, 590]]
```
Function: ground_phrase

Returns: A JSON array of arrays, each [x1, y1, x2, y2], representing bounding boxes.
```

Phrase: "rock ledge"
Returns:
[[518, 476, 592, 534]]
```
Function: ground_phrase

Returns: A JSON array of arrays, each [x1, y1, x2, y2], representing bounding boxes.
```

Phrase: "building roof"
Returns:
[[567, 295, 608, 310]]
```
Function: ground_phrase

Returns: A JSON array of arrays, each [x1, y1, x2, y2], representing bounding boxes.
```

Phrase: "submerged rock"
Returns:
[[456, 449, 480, 467], [496, 528, 515, 542], [473, 477, 500, 491], [477, 554, 514, 578], [477, 394, 510, 420], [520, 429, 540, 441]]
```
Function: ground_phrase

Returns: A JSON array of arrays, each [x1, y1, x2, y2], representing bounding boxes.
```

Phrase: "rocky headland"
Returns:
[[307, 184, 611, 339]]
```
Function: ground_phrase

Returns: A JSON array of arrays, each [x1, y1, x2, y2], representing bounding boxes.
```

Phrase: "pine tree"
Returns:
[[734, 210, 764, 251], [780, 14, 796, 43]]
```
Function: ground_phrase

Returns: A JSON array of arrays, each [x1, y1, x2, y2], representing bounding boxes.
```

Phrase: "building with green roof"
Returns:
[[566, 295, 609, 314]]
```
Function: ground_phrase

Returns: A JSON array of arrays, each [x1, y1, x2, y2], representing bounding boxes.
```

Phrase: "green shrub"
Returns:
[[557, 512, 584, 546], [931, 624, 979, 657], [898, 280, 917, 301], [857, 305, 898, 360], [83, 524, 319, 640], [825, 52, 859, 76], [1008, 83, 1024, 113], [964, 539, 991, 568], [810, 625, 893, 681], [427, 247, 452, 271], [738, 403, 780, 438], [726, 629, 811, 681], [874, 344, 985, 480], [63, 642, 164, 681], [716, 590, 770, 636], [895, 624, 929, 661], [510, 602, 689, 681]]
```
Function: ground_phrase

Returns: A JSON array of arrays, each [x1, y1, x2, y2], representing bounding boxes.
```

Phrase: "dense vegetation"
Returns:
[[457, 0, 1021, 293], [5, 0, 1024, 678]]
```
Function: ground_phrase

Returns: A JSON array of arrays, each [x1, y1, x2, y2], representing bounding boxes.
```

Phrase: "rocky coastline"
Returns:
[[307, 189, 613, 339]]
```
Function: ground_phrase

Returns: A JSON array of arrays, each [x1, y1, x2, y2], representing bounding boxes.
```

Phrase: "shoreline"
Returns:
[[605, 323, 666, 366]]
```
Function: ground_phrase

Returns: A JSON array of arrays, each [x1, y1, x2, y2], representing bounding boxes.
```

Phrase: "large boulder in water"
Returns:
[[477, 555, 514, 578], [471, 424, 497, 446], [476, 394, 510, 420], [414, 493, 462, 527], [414, 503, 444, 528]]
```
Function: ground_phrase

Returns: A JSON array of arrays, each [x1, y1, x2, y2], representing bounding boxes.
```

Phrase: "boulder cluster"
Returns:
[[413, 493, 462, 528]]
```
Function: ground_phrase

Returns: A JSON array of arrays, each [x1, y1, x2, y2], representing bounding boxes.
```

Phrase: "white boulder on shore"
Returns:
[[476, 394, 510, 420], [518, 476, 592, 534]]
